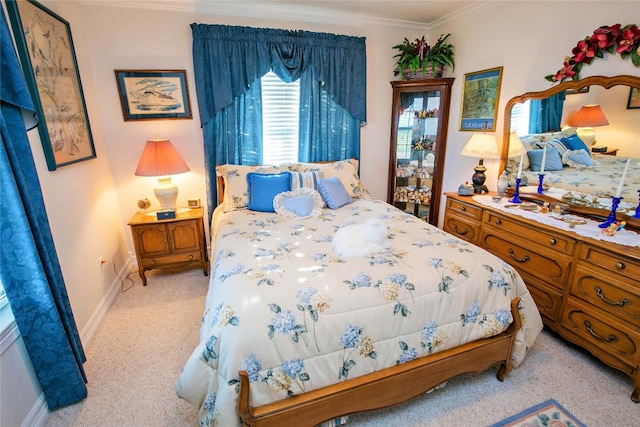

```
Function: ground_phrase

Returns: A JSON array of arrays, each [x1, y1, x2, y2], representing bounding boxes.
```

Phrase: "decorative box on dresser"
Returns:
[[387, 78, 454, 226], [443, 192, 640, 402], [128, 207, 209, 286]]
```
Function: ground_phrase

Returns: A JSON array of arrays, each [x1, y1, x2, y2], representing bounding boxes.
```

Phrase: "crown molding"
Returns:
[[80, 1, 499, 31]]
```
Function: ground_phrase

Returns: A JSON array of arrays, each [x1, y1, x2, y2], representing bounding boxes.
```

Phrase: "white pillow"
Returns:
[[273, 188, 323, 219]]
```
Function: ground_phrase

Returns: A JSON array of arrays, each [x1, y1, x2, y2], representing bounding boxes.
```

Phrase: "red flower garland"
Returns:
[[546, 23, 640, 83]]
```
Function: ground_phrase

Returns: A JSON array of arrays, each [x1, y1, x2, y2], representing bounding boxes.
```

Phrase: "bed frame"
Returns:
[[237, 297, 522, 426]]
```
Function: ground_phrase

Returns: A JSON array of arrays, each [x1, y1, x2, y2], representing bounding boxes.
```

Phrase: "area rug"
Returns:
[[489, 399, 587, 427]]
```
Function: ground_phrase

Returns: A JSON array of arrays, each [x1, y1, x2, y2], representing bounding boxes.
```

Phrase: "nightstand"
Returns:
[[592, 147, 619, 156], [128, 207, 209, 286]]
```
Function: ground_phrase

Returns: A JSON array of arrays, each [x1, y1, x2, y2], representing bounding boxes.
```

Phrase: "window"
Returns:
[[510, 100, 531, 136], [261, 71, 300, 165]]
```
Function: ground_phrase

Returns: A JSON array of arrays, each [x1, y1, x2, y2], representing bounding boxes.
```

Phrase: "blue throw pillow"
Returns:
[[317, 176, 352, 209], [246, 172, 292, 212], [283, 195, 315, 216], [561, 134, 590, 154], [527, 147, 563, 172], [563, 149, 594, 168]]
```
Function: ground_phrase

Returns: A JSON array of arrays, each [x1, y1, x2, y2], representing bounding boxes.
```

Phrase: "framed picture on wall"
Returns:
[[459, 66, 503, 131], [115, 70, 193, 121], [6, 0, 97, 171], [627, 87, 640, 109]]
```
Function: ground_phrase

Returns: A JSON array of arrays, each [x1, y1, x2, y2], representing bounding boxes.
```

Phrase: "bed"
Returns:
[[175, 160, 543, 426]]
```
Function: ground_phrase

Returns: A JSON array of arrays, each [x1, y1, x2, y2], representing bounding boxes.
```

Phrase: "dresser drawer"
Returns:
[[445, 197, 482, 221], [571, 264, 640, 325], [562, 299, 640, 368], [578, 244, 640, 283], [483, 211, 576, 256], [480, 232, 571, 290], [443, 214, 481, 244], [519, 270, 563, 323]]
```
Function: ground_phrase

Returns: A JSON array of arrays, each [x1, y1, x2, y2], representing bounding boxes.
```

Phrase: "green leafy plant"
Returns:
[[393, 34, 455, 79]]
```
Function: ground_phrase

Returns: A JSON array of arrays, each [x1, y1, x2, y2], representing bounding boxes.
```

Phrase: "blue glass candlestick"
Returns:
[[509, 178, 522, 204], [600, 196, 622, 229], [537, 174, 545, 194], [634, 190, 640, 219]]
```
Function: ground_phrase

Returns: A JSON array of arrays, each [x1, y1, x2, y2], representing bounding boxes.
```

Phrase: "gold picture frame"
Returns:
[[459, 66, 503, 131]]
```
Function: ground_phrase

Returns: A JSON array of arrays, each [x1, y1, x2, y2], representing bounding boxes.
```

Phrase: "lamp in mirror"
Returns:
[[460, 133, 500, 194], [567, 104, 609, 146], [135, 138, 190, 211]]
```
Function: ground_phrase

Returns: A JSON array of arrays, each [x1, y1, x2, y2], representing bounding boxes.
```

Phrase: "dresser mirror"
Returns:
[[500, 75, 640, 231]]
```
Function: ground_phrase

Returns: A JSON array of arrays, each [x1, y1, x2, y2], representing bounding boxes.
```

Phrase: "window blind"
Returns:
[[261, 71, 300, 165]]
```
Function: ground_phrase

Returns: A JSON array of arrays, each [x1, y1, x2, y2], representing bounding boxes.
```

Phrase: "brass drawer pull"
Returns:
[[584, 320, 617, 343], [189, 255, 194, 260], [615, 262, 625, 270], [495, 218, 501, 225], [508, 248, 530, 263], [549, 238, 556, 245], [453, 224, 469, 235], [595, 286, 630, 307], [460, 206, 466, 212]]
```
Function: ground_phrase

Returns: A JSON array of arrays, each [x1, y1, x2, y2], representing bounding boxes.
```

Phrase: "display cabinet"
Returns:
[[387, 78, 454, 225]]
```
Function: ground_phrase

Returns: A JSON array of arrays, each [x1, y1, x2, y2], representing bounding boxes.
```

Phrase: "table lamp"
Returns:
[[460, 133, 500, 194], [135, 138, 190, 211], [567, 104, 609, 146]]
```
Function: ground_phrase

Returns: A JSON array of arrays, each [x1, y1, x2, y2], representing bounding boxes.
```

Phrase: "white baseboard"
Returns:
[[21, 394, 48, 427]]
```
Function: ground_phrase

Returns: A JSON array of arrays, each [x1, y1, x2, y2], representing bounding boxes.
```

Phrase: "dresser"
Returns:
[[443, 192, 640, 402], [128, 207, 209, 286]]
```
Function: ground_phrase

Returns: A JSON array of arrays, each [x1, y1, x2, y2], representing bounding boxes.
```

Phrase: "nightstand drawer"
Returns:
[[141, 251, 202, 267]]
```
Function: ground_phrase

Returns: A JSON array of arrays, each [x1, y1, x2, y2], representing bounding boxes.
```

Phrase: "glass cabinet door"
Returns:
[[388, 79, 454, 226]]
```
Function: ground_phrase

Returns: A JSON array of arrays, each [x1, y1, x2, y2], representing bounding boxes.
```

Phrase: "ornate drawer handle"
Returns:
[[584, 320, 617, 343], [615, 262, 625, 270], [453, 224, 469, 235], [595, 286, 630, 307], [460, 206, 466, 212], [150, 259, 156, 265], [495, 219, 501, 225], [549, 238, 556, 245], [508, 248, 530, 263]]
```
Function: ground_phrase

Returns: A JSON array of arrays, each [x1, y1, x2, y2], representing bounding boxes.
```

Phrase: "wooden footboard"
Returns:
[[237, 297, 522, 426]]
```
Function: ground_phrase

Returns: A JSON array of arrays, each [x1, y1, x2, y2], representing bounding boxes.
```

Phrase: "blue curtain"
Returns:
[[529, 91, 566, 133], [0, 7, 87, 409], [191, 24, 366, 220]]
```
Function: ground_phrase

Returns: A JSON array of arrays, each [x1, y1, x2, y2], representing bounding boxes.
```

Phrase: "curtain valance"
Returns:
[[191, 24, 366, 125]]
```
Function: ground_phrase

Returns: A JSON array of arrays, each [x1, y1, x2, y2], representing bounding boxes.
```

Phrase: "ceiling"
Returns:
[[91, 1, 482, 28]]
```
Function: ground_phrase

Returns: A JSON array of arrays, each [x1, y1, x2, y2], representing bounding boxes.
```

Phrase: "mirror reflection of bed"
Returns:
[[501, 75, 640, 228]]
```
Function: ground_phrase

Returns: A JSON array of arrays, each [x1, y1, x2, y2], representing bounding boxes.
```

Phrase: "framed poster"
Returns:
[[115, 70, 192, 121], [459, 66, 503, 131], [627, 87, 640, 109], [6, 0, 96, 171]]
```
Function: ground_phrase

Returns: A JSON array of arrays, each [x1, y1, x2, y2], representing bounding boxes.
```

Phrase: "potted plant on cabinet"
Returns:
[[393, 33, 455, 80]]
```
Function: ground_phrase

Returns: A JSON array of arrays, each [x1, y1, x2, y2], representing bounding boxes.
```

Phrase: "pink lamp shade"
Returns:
[[135, 139, 190, 211], [567, 104, 609, 145]]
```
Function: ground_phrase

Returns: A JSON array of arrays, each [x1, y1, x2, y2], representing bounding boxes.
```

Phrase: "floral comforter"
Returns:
[[175, 198, 542, 427]]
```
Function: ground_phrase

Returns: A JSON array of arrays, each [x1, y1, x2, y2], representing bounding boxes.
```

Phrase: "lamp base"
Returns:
[[471, 159, 488, 194], [154, 177, 178, 211]]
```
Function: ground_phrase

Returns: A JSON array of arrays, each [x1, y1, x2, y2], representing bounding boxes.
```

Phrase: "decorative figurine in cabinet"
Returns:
[[387, 78, 454, 225]]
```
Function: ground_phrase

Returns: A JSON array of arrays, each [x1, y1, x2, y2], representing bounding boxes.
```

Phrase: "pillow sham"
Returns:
[[317, 176, 352, 209], [287, 159, 368, 198], [273, 188, 323, 219], [527, 147, 563, 172], [246, 171, 292, 212], [562, 149, 595, 168], [560, 134, 590, 154], [216, 164, 286, 212]]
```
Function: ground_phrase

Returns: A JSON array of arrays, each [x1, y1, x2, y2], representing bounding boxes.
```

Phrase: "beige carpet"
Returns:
[[45, 266, 637, 427]]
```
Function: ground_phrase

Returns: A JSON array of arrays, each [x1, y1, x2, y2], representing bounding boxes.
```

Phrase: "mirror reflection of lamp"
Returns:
[[134, 138, 190, 212], [567, 104, 609, 146], [460, 133, 500, 194]]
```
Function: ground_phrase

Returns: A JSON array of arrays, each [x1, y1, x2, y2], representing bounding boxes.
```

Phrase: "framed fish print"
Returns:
[[115, 70, 193, 121], [6, 0, 97, 171]]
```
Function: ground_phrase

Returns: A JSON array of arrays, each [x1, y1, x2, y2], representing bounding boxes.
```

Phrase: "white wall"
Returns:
[[2, 0, 638, 425]]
